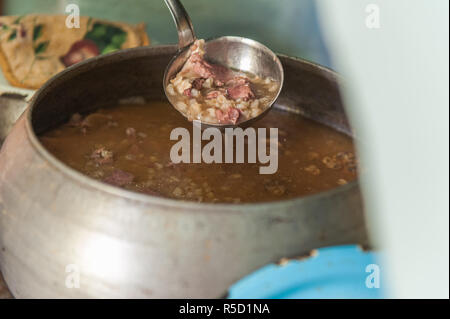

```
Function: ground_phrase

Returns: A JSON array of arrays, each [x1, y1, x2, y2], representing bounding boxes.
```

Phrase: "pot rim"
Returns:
[[25, 44, 358, 211]]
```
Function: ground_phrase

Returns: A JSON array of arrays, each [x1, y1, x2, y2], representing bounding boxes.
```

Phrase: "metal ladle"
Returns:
[[163, 0, 284, 128]]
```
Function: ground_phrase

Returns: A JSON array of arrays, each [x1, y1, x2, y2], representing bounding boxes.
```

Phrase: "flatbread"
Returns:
[[0, 15, 150, 89]]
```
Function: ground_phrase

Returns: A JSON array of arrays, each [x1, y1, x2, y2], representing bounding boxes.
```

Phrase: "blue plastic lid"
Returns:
[[228, 245, 385, 299]]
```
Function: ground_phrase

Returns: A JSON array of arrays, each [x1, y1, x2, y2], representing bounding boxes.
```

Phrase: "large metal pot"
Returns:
[[0, 45, 367, 298]]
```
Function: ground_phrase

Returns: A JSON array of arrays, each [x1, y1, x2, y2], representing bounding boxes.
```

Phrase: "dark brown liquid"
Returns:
[[40, 101, 357, 203]]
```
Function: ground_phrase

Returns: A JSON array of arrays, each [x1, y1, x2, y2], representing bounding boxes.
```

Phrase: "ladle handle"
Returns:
[[164, 0, 196, 49]]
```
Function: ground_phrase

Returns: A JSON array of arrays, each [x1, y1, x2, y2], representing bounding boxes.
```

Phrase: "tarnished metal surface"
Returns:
[[0, 96, 28, 146], [0, 45, 368, 298], [164, 0, 196, 49]]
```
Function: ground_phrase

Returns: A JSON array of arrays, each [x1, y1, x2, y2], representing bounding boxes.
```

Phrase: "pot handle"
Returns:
[[164, 0, 196, 49]]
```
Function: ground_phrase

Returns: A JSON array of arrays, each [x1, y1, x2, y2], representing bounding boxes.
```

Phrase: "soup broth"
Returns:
[[39, 101, 357, 203]]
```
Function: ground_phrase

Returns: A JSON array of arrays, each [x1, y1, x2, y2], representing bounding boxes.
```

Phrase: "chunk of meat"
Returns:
[[183, 54, 232, 85], [215, 107, 240, 124], [209, 64, 232, 86], [180, 52, 210, 78], [103, 170, 134, 187], [206, 89, 226, 99], [227, 83, 255, 101], [191, 78, 205, 90], [183, 88, 192, 97], [90, 147, 113, 165], [228, 107, 240, 124], [191, 54, 214, 78], [180, 40, 232, 86]]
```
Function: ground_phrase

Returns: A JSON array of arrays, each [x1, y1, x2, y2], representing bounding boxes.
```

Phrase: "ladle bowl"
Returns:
[[163, 0, 284, 128]]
